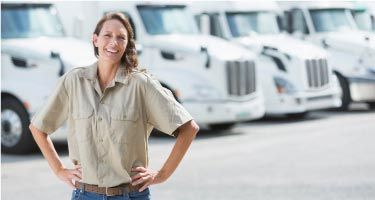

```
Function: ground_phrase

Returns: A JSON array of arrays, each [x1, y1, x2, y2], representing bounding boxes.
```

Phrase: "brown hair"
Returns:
[[93, 12, 138, 73]]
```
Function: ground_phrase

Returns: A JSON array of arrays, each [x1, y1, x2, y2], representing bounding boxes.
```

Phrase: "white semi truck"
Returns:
[[2, 2, 266, 154], [191, 1, 342, 117], [94, 2, 266, 128], [1, 3, 97, 154], [279, 1, 375, 110]]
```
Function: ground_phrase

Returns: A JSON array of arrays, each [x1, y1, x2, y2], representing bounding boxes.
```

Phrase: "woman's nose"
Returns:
[[109, 39, 117, 45], [109, 37, 118, 45]]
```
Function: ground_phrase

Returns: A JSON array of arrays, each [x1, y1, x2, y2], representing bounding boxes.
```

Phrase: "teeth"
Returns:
[[105, 49, 118, 53]]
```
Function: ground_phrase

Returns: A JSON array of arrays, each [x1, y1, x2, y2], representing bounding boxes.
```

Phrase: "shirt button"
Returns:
[[98, 117, 102, 121]]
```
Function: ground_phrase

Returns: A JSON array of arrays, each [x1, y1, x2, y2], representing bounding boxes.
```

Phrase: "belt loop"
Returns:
[[122, 185, 130, 197], [122, 187, 129, 197], [79, 182, 85, 193]]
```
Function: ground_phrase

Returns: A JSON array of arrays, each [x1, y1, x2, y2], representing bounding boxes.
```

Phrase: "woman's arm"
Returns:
[[29, 124, 82, 188], [131, 120, 199, 191]]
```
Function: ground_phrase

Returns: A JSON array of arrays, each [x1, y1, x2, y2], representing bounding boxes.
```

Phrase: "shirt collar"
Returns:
[[80, 61, 129, 85]]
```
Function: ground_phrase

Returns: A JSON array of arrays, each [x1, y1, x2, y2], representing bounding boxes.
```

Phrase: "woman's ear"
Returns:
[[92, 34, 98, 47]]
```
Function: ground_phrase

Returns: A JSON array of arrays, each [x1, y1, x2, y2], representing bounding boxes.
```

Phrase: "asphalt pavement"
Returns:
[[2, 107, 375, 200]]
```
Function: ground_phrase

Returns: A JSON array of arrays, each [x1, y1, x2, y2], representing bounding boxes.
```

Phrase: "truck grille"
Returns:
[[226, 60, 256, 96], [305, 58, 329, 88]]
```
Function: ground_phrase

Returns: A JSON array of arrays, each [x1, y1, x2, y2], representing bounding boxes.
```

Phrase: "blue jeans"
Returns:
[[71, 188, 151, 200]]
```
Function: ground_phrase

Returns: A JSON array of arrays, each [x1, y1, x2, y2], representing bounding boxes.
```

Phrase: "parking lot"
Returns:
[[2, 106, 375, 200]]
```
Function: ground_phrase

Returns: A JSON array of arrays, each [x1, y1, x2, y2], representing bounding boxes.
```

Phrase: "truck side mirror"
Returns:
[[284, 11, 293, 33], [199, 14, 211, 35], [50, 51, 65, 76], [276, 15, 284, 31], [200, 46, 210, 68]]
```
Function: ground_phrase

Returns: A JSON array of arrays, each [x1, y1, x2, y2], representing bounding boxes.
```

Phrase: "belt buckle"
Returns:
[[105, 187, 115, 197]]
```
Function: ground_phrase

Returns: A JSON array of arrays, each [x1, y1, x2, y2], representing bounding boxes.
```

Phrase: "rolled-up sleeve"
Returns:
[[144, 76, 193, 136], [31, 74, 69, 134]]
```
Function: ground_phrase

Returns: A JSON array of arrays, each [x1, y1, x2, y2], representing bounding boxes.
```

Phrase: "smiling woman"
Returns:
[[29, 12, 199, 200]]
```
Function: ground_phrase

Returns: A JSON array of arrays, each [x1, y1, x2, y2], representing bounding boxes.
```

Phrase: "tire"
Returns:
[[209, 123, 235, 131], [336, 74, 351, 111], [286, 112, 309, 119], [1, 97, 37, 154]]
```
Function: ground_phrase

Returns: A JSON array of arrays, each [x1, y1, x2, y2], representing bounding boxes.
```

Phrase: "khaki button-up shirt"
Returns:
[[31, 62, 193, 187]]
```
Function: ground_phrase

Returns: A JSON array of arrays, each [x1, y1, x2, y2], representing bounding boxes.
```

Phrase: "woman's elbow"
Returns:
[[189, 120, 199, 135], [29, 123, 34, 132], [178, 120, 199, 138], [29, 124, 42, 136]]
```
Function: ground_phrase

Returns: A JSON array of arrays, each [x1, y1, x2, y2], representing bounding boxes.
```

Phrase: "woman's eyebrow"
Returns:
[[102, 30, 126, 36]]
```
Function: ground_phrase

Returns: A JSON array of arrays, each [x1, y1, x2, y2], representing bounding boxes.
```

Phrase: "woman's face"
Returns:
[[93, 19, 128, 65]]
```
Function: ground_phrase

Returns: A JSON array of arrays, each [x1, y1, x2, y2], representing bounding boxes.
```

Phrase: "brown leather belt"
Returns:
[[74, 181, 140, 196]]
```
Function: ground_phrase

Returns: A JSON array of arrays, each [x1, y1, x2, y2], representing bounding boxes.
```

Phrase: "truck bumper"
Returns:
[[348, 76, 375, 102], [266, 85, 342, 115], [183, 95, 265, 124]]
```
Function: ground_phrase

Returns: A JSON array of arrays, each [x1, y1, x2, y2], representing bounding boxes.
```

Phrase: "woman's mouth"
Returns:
[[105, 48, 119, 55]]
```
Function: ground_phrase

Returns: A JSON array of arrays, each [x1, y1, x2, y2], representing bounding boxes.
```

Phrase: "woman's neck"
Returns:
[[97, 59, 119, 91]]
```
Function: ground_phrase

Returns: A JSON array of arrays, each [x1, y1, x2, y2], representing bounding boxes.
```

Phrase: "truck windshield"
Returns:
[[309, 8, 355, 32], [1, 4, 65, 39], [226, 11, 280, 37], [352, 9, 373, 31], [137, 5, 198, 35]]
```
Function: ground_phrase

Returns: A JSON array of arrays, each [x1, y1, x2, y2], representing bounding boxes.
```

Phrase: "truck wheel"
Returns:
[[209, 123, 235, 131], [336, 74, 351, 111], [1, 97, 37, 154], [286, 112, 309, 119]]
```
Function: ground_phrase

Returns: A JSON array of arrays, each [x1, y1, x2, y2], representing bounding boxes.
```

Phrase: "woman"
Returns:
[[29, 12, 199, 200]]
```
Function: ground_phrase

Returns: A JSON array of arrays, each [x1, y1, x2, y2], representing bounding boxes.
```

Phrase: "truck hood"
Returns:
[[234, 33, 328, 58], [145, 34, 255, 60], [320, 30, 375, 52], [2, 37, 97, 69]]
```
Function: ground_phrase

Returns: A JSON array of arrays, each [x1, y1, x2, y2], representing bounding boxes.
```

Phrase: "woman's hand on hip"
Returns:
[[131, 166, 165, 192], [56, 164, 82, 188]]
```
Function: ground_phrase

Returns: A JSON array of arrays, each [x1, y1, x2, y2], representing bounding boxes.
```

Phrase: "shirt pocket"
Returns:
[[72, 107, 94, 142], [110, 107, 139, 144]]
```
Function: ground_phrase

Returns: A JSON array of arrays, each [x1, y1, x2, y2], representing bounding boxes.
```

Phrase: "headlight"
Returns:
[[193, 85, 220, 99], [273, 77, 297, 94], [179, 85, 221, 101]]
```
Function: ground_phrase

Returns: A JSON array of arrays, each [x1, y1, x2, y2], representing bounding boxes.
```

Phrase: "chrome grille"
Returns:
[[226, 60, 256, 96], [305, 58, 329, 88]]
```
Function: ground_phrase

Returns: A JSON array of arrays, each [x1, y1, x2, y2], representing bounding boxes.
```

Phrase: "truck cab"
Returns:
[[280, 1, 375, 110], [191, 1, 342, 117], [1, 3, 96, 154]]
